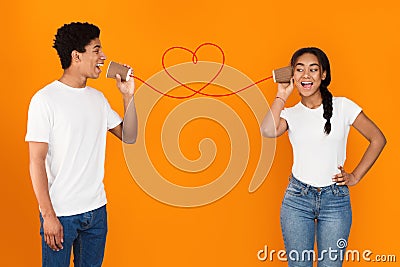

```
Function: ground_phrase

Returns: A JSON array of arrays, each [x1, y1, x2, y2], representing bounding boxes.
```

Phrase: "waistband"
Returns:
[[289, 174, 338, 193]]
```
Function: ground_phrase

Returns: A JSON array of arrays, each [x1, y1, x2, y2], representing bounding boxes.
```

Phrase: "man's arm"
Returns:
[[109, 94, 138, 144], [109, 72, 138, 144], [28, 142, 64, 251]]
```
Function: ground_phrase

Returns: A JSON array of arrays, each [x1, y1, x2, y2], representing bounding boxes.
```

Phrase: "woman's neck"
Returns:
[[301, 90, 323, 109]]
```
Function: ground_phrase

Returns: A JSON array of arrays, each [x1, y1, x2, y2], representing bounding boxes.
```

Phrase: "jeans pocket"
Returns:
[[335, 185, 350, 196], [285, 182, 305, 196]]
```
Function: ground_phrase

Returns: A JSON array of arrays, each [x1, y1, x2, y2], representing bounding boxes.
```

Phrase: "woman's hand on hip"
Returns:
[[332, 166, 360, 186]]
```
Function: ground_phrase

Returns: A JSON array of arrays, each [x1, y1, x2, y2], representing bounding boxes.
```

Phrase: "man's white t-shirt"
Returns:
[[280, 97, 362, 187], [25, 80, 122, 216]]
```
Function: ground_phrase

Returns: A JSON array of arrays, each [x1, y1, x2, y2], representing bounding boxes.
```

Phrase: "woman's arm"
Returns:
[[333, 111, 386, 186], [260, 80, 294, 138]]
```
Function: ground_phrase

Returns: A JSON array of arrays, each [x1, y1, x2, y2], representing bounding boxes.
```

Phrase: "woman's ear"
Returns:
[[322, 70, 327, 80]]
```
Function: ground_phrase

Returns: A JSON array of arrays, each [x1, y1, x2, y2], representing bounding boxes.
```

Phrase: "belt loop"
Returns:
[[288, 174, 293, 181], [330, 184, 336, 194], [304, 184, 310, 194]]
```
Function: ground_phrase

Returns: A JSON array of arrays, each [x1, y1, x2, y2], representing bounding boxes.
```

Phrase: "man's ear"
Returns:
[[71, 50, 80, 63]]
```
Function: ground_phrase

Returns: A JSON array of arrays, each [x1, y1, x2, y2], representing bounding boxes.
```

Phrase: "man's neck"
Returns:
[[58, 69, 87, 88]]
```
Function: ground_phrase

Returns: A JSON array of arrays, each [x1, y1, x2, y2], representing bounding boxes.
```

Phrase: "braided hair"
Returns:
[[290, 47, 333, 134]]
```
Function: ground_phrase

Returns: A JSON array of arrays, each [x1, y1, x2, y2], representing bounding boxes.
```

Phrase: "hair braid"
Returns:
[[320, 85, 333, 134]]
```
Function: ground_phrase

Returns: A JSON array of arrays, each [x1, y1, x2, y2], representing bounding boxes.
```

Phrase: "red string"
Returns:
[[130, 43, 273, 99]]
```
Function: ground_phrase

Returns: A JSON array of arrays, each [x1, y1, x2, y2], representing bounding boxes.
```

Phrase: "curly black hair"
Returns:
[[53, 22, 100, 69], [290, 47, 333, 135]]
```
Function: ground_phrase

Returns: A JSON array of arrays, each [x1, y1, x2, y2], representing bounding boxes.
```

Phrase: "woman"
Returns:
[[261, 47, 386, 266]]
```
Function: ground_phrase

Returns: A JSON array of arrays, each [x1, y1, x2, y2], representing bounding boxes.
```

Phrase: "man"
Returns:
[[25, 22, 138, 267]]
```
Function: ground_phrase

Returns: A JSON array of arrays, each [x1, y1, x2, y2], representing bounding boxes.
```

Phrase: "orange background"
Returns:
[[1, 0, 399, 266]]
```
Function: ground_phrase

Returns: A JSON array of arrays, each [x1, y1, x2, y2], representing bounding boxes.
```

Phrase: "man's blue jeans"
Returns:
[[281, 176, 352, 267], [40, 205, 108, 267]]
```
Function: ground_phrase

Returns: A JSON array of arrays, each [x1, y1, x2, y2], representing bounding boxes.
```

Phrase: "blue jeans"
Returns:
[[280, 176, 352, 267], [40, 205, 108, 267]]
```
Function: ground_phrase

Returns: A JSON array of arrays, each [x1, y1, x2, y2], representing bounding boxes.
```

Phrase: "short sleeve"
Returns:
[[280, 108, 289, 122], [104, 97, 122, 130], [342, 97, 362, 125], [25, 93, 52, 143]]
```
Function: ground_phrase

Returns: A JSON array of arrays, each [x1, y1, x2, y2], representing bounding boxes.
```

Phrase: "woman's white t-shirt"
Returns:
[[280, 97, 362, 187]]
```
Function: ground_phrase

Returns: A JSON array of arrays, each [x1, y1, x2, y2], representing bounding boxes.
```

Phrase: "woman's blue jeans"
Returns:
[[280, 176, 352, 267], [40, 205, 108, 267]]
